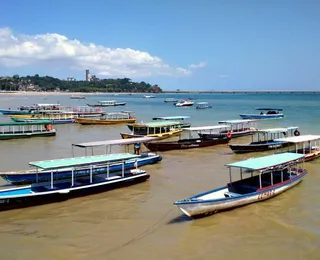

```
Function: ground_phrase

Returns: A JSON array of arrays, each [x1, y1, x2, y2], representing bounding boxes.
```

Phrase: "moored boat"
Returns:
[[143, 125, 231, 152], [75, 111, 136, 125], [174, 153, 307, 218], [10, 112, 76, 124], [229, 127, 299, 153], [121, 121, 183, 139], [196, 102, 212, 109], [143, 95, 155, 98], [0, 120, 56, 140], [70, 95, 86, 100], [199, 119, 258, 139], [239, 108, 284, 119], [164, 98, 178, 103], [151, 116, 191, 128], [174, 100, 194, 107], [0, 154, 150, 211], [87, 100, 127, 107], [0, 137, 161, 185], [275, 135, 320, 162]]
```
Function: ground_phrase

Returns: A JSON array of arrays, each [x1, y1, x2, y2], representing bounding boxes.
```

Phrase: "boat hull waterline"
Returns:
[[0, 172, 149, 211], [144, 137, 230, 152], [174, 171, 306, 218], [0, 154, 161, 185]]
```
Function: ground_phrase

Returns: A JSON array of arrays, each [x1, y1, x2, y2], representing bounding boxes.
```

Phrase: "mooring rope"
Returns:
[[106, 206, 175, 256]]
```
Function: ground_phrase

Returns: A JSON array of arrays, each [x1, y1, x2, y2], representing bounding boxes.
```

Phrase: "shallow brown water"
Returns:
[[0, 95, 320, 260]]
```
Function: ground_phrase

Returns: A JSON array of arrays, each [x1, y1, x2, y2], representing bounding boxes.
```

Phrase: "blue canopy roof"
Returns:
[[225, 153, 305, 171], [256, 108, 283, 111]]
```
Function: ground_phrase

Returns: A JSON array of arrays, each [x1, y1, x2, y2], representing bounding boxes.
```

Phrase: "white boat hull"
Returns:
[[175, 173, 305, 217]]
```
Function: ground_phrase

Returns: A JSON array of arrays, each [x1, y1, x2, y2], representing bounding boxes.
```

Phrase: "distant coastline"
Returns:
[[0, 90, 319, 96]]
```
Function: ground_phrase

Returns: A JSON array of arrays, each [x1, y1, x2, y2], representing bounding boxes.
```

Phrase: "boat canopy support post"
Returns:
[[259, 171, 262, 189], [271, 170, 273, 185], [240, 168, 243, 180], [107, 163, 110, 179], [51, 171, 53, 189], [229, 167, 232, 183], [71, 168, 74, 186], [281, 170, 283, 182], [90, 165, 93, 183], [122, 160, 125, 177]]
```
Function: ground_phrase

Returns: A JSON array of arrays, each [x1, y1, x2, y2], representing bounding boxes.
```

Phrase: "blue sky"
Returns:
[[1, 0, 319, 90]]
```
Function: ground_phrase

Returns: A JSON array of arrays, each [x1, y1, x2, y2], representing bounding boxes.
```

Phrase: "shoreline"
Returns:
[[1, 90, 319, 96]]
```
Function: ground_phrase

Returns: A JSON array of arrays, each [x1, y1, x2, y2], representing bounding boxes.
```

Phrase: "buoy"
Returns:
[[226, 131, 232, 138], [294, 130, 300, 136]]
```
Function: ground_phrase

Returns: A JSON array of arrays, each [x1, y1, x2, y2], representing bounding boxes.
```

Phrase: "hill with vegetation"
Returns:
[[0, 74, 162, 93]]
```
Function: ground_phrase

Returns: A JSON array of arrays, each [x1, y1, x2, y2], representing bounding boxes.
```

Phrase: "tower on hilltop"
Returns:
[[85, 69, 91, 81]]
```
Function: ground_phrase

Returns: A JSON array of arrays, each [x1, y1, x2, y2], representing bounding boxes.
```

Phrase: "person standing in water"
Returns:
[[134, 142, 141, 155]]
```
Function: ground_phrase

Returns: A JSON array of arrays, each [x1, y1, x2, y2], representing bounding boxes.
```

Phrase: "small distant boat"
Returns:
[[174, 100, 194, 107], [87, 100, 127, 107], [229, 127, 300, 153], [0, 103, 60, 115], [164, 98, 178, 103], [75, 111, 136, 125], [196, 102, 212, 109], [174, 153, 307, 218], [143, 125, 231, 152], [121, 121, 183, 139], [70, 95, 86, 100], [0, 120, 56, 140], [143, 95, 155, 98], [275, 135, 320, 162], [199, 119, 258, 139], [0, 153, 150, 211], [152, 116, 191, 128], [240, 108, 284, 119]]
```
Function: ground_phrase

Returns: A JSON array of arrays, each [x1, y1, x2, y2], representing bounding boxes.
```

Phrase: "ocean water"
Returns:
[[0, 92, 319, 260]]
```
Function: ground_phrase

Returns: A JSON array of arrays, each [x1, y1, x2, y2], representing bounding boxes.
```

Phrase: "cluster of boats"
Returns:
[[0, 103, 319, 219], [164, 98, 212, 109]]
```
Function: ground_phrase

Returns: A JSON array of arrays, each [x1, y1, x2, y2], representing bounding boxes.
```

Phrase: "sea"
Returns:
[[0, 92, 319, 260]]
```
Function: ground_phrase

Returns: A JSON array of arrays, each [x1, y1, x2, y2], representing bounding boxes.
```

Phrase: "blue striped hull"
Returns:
[[239, 114, 284, 119], [1, 154, 162, 185]]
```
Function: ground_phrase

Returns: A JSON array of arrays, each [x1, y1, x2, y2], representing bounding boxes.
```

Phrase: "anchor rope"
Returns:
[[106, 206, 175, 256]]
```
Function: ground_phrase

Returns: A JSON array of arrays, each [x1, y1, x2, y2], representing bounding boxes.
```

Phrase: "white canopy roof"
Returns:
[[253, 126, 298, 134], [72, 136, 158, 148], [183, 125, 230, 131], [274, 135, 320, 143]]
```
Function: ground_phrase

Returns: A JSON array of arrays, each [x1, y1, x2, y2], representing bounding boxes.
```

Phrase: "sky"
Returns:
[[0, 0, 319, 90]]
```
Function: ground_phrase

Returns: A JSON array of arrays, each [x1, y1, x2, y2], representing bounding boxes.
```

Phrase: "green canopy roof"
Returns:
[[0, 120, 53, 126], [29, 153, 140, 170], [225, 152, 305, 171]]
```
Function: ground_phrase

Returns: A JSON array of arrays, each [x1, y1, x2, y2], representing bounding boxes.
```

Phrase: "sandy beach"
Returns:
[[0, 91, 134, 96]]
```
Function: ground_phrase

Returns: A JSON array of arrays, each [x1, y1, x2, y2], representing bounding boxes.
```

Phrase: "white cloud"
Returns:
[[188, 61, 207, 69], [0, 28, 204, 78]]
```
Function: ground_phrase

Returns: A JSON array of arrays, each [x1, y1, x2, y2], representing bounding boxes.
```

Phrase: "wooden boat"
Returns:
[[0, 137, 161, 185], [0, 103, 60, 115], [199, 119, 258, 139], [10, 112, 76, 124], [151, 116, 191, 128], [229, 127, 300, 153], [0, 120, 56, 140], [196, 102, 212, 109], [164, 98, 178, 103], [75, 111, 136, 125], [240, 108, 284, 119], [275, 135, 320, 162], [87, 100, 127, 107], [174, 153, 307, 218], [0, 153, 150, 211], [174, 100, 194, 107], [70, 95, 86, 99], [143, 125, 231, 151], [120, 121, 183, 139]]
